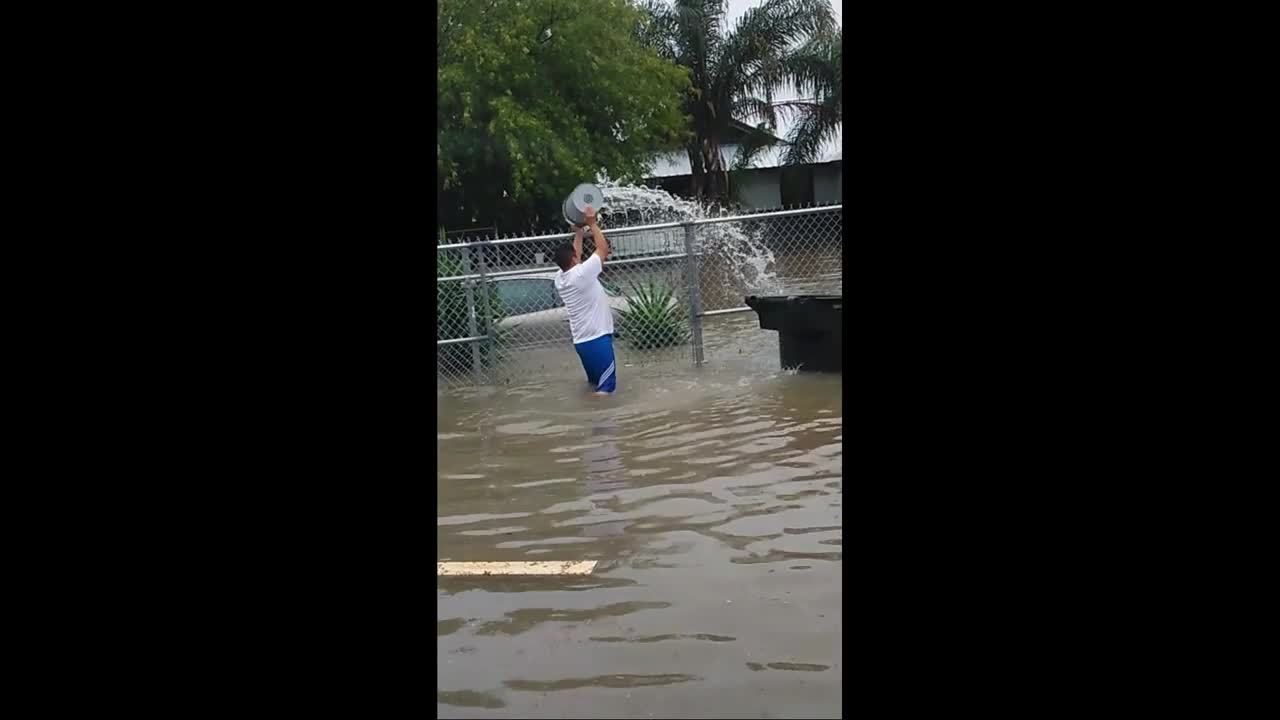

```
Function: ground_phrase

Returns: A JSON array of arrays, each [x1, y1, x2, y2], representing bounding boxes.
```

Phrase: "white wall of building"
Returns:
[[645, 157, 841, 211], [647, 144, 745, 178]]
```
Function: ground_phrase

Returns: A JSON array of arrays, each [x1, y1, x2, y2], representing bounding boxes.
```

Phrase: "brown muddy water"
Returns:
[[438, 312, 842, 719]]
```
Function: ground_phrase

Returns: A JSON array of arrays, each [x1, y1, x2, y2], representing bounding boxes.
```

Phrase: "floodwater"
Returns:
[[438, 313, 843, 719]]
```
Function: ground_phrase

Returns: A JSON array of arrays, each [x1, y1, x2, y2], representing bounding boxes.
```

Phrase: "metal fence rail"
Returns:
[[437, 204, 841, 386]]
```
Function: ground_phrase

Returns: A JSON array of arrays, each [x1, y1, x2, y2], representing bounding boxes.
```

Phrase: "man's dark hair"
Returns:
[[553, 242, 577, 271]]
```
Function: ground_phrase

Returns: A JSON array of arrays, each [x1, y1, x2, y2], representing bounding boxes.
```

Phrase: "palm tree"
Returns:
[[638, 0, 835, 201], [775, 27, 841, 165]]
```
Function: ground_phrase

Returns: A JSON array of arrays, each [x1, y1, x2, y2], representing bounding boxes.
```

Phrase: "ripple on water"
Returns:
[[437, 512, 532, 526], [437, 689, 505, 709], [511, 477, 576, 488], [473, 601, 673, 637], [497, 421, 585, 435], [458, 526, 528, 536], [504, 673, 700, 691], [745, 662, 831, 672], [589, 633, 736, 643]]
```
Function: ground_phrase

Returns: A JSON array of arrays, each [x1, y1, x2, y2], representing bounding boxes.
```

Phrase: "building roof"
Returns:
[[646, 136, 842, 178]]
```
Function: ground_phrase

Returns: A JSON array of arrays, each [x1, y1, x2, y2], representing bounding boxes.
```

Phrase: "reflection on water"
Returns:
[[438, 314, 842, 719]]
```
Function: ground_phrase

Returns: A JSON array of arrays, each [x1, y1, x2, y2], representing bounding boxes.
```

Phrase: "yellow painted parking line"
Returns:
[[436, 560, 598, 576]]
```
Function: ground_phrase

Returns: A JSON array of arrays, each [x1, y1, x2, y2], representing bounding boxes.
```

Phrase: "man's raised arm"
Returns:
[[571, 223, 584, 263], [584, 205, 608, 262]]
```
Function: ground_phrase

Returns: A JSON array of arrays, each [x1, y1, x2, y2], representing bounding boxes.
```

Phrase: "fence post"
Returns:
[[475, 241, 496, 384], [682, 222, 705, 367], [460, 244, 483, 384]]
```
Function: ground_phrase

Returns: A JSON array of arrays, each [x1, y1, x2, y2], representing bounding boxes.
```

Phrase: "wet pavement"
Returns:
[[438, 314, 842, 718]]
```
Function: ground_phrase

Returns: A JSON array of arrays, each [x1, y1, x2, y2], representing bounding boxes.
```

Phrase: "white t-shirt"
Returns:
[[554, 254, 614, 344]]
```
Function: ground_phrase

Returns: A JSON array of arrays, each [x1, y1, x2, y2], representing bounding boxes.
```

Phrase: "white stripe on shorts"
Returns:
[[597, 362, 615, 388]]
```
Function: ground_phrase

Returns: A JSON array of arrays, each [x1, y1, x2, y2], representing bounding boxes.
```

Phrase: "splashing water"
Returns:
[[596, 180, 781, 295]]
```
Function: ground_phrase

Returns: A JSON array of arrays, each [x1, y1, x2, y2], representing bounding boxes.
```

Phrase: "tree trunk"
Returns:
[[686, 144, 706, 199], [700, 135, 727, 202]]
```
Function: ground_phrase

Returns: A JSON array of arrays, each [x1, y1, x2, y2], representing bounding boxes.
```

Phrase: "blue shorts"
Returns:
[[574, 334, 617, 393]]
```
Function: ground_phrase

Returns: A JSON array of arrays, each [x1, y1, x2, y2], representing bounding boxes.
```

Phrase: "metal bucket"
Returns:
[[562, 183, 606, 225]]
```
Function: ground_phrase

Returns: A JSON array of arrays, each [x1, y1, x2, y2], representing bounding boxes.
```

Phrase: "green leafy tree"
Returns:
[[438, 0, 691, 233], [636, 0, 835, 200]]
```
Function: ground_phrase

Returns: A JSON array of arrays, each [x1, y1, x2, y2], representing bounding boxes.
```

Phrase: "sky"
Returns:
[[725, 0, 843, 28], [722, 0, 842, 163]]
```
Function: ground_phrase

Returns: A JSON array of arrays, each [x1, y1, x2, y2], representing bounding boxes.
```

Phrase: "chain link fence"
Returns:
[[437, 204, 841, 387]]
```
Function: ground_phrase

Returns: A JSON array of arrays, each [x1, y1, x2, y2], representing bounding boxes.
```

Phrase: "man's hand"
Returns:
[[583, 204, 598, 226]]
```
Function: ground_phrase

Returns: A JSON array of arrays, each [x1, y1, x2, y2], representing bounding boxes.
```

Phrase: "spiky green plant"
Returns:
[[616, 279, 689, 350]]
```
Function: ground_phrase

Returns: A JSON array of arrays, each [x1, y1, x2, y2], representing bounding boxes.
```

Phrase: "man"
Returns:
[[553, 204, 615, 395]]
